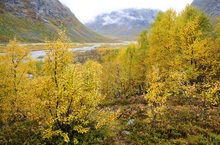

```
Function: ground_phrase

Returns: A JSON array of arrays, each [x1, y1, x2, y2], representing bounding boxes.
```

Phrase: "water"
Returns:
[[69, 44, 100, 52], [31, 44, 101, 60], [2, 42, 131, 61], [31, 50, 46, 60]]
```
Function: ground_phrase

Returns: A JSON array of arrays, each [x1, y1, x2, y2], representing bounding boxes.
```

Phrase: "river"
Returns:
[[1, 42, 134, 60], [31, 44, 101, 60]]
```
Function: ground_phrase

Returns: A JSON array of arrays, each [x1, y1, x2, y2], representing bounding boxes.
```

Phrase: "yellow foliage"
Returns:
[[0, 38, 36, 123], [144, 5, 219, 123], [145, 67, 171, 123], [30, 35, 119, 143]]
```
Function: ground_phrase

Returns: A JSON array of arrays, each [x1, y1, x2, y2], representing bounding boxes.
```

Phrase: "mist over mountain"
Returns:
[[0, 0, 112, 43], [85, 8, 159, 41], [191, 0, 220, 18]]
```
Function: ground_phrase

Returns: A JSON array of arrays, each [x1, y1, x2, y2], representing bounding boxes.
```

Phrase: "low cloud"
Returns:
[[102, 16, 120, 25]]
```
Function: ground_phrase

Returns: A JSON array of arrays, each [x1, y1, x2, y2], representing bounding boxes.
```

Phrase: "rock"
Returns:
[[192, 0, 220, 18], [122, 130, 130, 135], [127, 119, 135, 126], [3, 0, 72, 22], [43, 19, 49, 23]]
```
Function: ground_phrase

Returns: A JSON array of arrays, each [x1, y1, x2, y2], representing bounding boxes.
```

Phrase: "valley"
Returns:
[[0, 0, 219, 144], [30, 42, 129, 60]]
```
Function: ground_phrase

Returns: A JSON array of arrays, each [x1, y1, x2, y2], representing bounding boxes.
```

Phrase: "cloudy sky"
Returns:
[[59, 0, 193, 23]]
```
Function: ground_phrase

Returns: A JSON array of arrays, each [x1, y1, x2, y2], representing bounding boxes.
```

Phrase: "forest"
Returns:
[[0, 6, 219, 144]]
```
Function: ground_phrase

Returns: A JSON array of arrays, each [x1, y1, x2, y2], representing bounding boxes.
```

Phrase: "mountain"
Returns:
[[191, 0, 220, 18], [0, 0, 112, 43], [85, 8, 159, 41]]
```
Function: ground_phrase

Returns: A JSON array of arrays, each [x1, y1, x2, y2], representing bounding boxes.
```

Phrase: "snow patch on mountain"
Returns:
[[85, 8, 159, 40]]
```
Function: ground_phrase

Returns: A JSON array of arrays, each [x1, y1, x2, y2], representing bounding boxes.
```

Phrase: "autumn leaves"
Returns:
[[0, 5, 219, 144]]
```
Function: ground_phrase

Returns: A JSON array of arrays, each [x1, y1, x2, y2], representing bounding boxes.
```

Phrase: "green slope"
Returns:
[[0, 0, 113, 43]]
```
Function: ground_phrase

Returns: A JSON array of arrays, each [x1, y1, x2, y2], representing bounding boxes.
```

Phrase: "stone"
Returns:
[[127, 119, 135, 126], [122, 130, 130, 135]]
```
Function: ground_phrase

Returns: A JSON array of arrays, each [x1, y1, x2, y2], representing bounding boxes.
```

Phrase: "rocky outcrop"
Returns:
[[4, 0, 75, 21], [191, 0, 220, 18]]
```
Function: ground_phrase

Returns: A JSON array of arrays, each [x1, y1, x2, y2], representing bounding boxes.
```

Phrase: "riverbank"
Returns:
[[31, 42, 130, 60], [0, 43, 94, 53]]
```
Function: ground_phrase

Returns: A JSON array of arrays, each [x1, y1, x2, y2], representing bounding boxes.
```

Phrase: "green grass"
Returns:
[[0, 13, 57, 43], [0, 12, 115, 43]]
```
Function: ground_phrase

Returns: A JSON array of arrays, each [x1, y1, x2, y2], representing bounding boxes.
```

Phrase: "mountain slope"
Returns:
[[0, 0, 112, 43], [191, 0, 220, 18], [85, 8, 159, 41]]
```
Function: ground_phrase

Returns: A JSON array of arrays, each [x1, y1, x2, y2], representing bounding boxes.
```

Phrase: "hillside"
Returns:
[[0, 0, 112, 43], [191, 0, 220, 18], [0, 5, 219, 144], [85, 8, 159, 41]]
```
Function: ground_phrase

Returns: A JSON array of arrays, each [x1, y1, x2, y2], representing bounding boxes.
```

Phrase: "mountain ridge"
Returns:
[[0, 0, 113, 43], [191, 0, 220, 18], [85, 8, 159, 41]]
